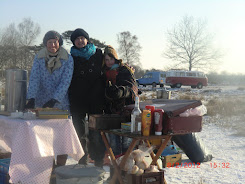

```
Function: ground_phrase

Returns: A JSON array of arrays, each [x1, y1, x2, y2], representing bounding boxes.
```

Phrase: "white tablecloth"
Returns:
[[0, 115, 84, 184]]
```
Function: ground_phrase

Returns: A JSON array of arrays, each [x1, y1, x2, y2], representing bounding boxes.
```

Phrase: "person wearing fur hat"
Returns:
[[103, 45, 138, 156], [25, 30, 74, 166], [69, 28, 106, 167]]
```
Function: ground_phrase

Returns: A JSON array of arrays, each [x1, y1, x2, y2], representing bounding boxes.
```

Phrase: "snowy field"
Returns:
[[66, 122, 245, 184], [67, 85, 245, 183], [136, 85, 245, 183]]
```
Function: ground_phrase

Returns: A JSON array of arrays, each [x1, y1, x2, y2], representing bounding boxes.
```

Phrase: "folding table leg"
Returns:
[[100, 132, 124, 184], [145, 140, 161, 169], [110, 138, 138, 184], [151, 136, 172, 165], [146, 136, 172, 184]]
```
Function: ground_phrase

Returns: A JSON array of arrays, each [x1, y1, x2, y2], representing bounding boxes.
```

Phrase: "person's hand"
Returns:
[[25, 98, 35, 109], [125, 63, 135, 73], [42, 99, 58, 108], [105, 85, 123, 100]]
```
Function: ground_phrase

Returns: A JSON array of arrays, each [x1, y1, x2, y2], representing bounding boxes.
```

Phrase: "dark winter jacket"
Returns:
[[69, 48, 105, 114], [104, 61, 138, 114]]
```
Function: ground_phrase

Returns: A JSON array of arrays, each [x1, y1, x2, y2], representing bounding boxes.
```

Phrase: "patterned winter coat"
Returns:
[[27, 49, 74, 110], [104, 61, 138, 114]]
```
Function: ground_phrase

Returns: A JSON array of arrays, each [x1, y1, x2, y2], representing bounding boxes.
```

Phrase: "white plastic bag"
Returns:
[[179, 105, 207, 117]]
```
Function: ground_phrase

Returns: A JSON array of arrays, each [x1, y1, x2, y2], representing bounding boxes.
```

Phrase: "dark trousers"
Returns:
[[71, 111, 105, 163]]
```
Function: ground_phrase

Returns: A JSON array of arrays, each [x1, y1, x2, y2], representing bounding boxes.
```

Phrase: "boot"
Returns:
[[56, 154, 68, 166], [78, 154, 89, 165], [79, 138, 89, 165], [94, 159, 104, 168]]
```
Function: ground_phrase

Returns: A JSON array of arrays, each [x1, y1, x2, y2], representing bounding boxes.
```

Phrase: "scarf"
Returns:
[[37, 47, 69, 74], [70, 43, 96, 60], [110, 64, 119, 70]]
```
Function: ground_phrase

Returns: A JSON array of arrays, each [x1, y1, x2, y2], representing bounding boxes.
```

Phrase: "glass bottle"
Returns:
[[131, 96, 142, 134]]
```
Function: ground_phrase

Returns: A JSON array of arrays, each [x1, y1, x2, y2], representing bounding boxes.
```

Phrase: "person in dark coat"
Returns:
[[68, 28, 105, 167], [103, 45, 138, 156]]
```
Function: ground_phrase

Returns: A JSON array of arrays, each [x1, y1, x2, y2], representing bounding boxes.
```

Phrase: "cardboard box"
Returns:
[[89, 114, 125, 130], [161, 153, 182, 168]]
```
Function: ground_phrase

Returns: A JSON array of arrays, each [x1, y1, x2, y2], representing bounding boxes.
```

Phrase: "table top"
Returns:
[[101, 129, 172, 140]]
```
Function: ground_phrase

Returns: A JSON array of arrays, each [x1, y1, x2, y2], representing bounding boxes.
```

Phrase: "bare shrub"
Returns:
[[139, 94, 147, 101], [206, 97, 245, 116], [237, 86, 245, 91], [174, 92, 205, 101]]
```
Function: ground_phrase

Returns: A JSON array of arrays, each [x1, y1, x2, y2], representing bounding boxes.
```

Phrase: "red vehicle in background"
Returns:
[[165, 70, 208, 89]]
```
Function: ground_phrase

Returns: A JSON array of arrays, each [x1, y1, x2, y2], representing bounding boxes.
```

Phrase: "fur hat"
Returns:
[[43, 31, 63, 46], [70, 28, 90, 45], [104, 45, 119, 60]]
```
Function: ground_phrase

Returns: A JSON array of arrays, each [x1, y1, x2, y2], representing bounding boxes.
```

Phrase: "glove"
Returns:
[[25, 98, 35, 109], [42, 99, 58, 108], [105, 85, 123, 100]]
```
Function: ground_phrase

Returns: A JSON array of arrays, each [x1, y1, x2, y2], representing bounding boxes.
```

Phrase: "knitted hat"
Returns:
[[70, 28, 90, 45], [104, 45, 119, 60], [43, 31, 63, 46]]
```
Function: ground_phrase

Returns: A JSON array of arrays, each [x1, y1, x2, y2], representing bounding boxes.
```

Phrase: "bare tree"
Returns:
[[18, 17, 41, 69], [0, 18, 40, 70], [117, 31, 142, 66], [164, 15, 222, 71], [0, 23, 20, 68]]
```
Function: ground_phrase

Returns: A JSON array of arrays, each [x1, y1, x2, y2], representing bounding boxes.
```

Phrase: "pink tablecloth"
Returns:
[[0, 115, 84, 184]]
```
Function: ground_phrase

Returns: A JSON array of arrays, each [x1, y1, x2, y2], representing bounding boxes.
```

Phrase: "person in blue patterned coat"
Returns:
[[25, 31, 74, 167], [25, 30, 74, 111]]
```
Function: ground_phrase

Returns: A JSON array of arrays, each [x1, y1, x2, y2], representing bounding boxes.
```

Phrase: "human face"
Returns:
[[46, 39, 59, 53], [105, 54, 116, 68], [74, 36, 88, 48]]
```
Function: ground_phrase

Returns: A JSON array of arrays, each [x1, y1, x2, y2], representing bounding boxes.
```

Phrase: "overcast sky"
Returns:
[[1, 0, 245, 74]]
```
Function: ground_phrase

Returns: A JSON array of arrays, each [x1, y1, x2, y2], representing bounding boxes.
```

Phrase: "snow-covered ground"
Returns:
[[135, 85, 245, 183], [164, 122, 245, 184], [66, 85, 245, 183], [65, 121, 245, 184]]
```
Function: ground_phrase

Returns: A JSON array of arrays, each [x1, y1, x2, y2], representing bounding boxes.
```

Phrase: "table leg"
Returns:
[[151, 135, 172, 165], [110, 138, 138, 184], [147, 136, 171, 184], [100, 132, 124, 184], [145, 140, 161, 169]]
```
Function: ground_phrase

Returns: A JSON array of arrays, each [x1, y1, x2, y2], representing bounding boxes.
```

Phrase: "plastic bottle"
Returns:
[[141, 109, 152, 136], [131, 96, 142, 134], [154, 109, 164, 135], [145, 105, 155, 134]]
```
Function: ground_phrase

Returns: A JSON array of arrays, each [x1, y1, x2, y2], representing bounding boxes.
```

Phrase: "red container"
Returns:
[[154, 109, 164, 135]]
